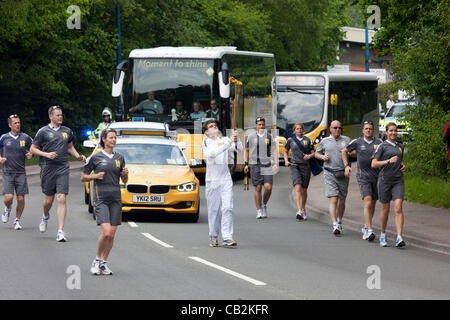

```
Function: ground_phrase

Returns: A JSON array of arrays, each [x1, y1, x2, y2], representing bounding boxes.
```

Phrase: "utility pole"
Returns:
[[365, 26, 370, 72]]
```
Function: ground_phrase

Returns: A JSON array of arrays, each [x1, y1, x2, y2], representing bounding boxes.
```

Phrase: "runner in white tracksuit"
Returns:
[[202, 120, 243, 246]]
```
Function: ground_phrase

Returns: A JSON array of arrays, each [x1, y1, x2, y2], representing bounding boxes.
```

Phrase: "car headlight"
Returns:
[[177, 182, 197, 192]]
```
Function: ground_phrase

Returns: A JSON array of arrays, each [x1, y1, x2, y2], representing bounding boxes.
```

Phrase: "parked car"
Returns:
[[379, 101, 415, 141]]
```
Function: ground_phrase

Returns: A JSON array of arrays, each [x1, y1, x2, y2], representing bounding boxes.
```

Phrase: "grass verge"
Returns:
[[404, 173, 450, 209]]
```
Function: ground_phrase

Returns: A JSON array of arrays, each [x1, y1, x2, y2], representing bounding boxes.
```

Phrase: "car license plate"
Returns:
[[132, 195, 164, 203]]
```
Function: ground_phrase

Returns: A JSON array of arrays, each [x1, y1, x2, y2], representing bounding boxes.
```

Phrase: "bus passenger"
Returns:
[[171, 100, 188, 121], [189, 101, 205, 121], [205, 99, 220, 121], [130, 91, 164, 115]]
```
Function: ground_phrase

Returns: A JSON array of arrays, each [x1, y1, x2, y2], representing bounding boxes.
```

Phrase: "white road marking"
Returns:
[[141, 233, 174, 248], [128, 222, 139, 228], [189, 256, 267, 286]]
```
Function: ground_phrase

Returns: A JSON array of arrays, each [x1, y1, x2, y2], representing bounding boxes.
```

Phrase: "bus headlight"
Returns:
[[315, 130, 327, 144], [177, 182, 197, 192]]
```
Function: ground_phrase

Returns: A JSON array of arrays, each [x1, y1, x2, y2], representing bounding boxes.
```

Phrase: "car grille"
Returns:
[[149, 185, 170, 194], [127, 184, 148, 193]]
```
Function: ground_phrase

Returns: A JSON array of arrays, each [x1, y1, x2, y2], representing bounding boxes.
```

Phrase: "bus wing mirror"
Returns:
[[219, 71, 230, 98], [112, 70, 125, 97], [112, 61, 128, 97]]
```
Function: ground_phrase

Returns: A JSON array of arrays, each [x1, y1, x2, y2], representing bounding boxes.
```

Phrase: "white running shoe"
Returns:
[[2, 207, 11, 223], [362, 229, 369, 240], [261, 204, 268, 218], [99, 261, 113, 275], [362, 225, 368, 239], [256, 209, 263, 219], [300, 209, 307, 220], [222, 239, 237, 247], [90, 259, 101, 275], [367, 230, 376, 242], [395, 236, 406, 248], [333, 223, 342, 235], [209, 236, 218, 247], [39, 214, 50, 233], [13, 219, 22, 230], [379, 234, 388, 247], [56, 230, 67, 242]]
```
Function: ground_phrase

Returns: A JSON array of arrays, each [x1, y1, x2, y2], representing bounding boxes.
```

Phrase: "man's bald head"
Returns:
[[330, 120, 342, 139]]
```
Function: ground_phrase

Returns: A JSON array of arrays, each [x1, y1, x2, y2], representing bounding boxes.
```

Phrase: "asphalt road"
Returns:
[[0, 168, 449, 300]]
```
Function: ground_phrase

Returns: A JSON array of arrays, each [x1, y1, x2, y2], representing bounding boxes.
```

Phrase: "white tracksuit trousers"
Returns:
[[205, 178, 234, 240]]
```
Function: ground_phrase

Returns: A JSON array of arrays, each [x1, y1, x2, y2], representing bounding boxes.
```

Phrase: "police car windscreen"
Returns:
[[114, 143, 186, 166]]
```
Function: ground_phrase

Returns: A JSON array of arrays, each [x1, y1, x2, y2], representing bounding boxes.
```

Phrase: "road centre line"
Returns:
[[128, 222, 139, 228], [189, 256, 267, 286], [142, 232, 174, 248]]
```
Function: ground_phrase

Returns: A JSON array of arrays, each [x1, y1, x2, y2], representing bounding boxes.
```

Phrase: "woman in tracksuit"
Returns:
[[371, 123, 406, 248], [82, 128, 128, 274]]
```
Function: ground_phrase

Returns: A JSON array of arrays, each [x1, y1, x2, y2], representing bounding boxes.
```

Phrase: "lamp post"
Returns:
[[365, 26, 370, 72]]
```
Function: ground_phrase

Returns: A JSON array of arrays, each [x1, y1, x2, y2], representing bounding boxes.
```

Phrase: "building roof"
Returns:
[[342, 26, 376, 44]]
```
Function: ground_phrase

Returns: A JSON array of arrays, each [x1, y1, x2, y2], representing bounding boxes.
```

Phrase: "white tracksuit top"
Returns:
[[202, 136, 243, 182]]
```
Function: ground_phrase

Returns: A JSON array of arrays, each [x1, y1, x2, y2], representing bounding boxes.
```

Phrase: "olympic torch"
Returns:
[[230, 77, 247, 191]]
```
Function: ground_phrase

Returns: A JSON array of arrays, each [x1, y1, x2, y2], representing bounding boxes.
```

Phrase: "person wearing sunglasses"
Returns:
[[342, 121, 383, 242], [205, 99, 220, 121], [371, 123, 406, 248], [202, 120, 242, 247], [30, 106, 86, 242], [0, 115, 33, 230], [315, 120, 351, 235]]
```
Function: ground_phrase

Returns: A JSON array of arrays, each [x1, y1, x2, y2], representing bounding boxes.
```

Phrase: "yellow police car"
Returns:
[[379, 101, 414, 142], [83, 121, 200, 222]]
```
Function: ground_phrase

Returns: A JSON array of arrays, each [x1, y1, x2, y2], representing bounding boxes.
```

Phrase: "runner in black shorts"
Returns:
[[30, 106, 86, 242], [371, 123, 406, 248], [284, 122, 314, 220], [0, 115, 33, 230], [82, 128, 128, 275], [342, 121, 382, 242]]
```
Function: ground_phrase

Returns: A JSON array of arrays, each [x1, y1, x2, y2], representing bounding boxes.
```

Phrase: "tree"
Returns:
[[245, 0, 349, 71], [357, 0, 450, 111], [356, 0, 450, 177]]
